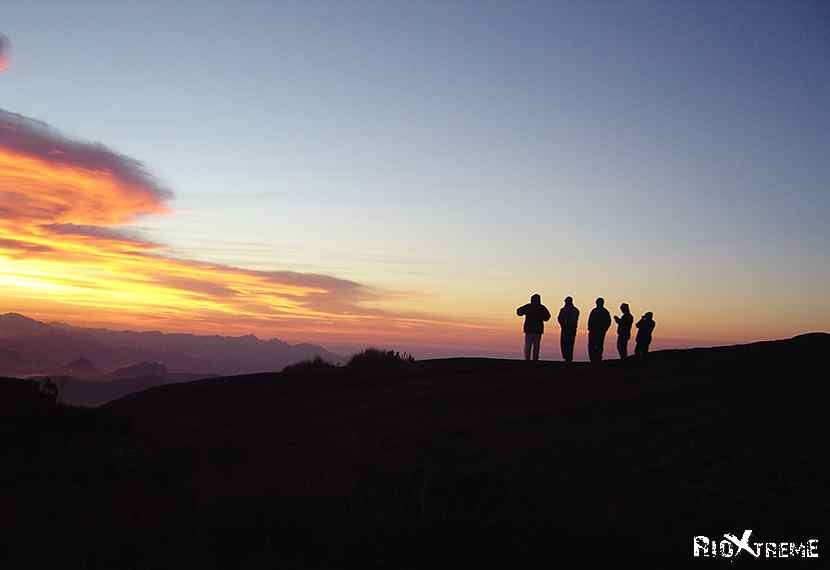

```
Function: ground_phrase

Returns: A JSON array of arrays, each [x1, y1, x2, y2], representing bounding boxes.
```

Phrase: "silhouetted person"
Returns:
[[635, 312, 656, 356], [557, 296, 580, 362], [614, 303, 633, 359], [516, 293, 551, 361], [587, 297, 611, 363]]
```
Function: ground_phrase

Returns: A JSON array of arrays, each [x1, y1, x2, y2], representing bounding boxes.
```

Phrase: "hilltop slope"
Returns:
[[2, 333, 827, 568]]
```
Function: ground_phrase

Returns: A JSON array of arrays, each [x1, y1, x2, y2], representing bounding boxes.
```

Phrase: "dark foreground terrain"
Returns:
[[2, 334, 827, 568]]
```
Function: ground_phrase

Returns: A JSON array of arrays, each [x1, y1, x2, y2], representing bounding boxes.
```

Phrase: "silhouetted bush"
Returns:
[[282, 356, 337, 373], [36, 377, 59, 403], [346, 348, 415, 370]]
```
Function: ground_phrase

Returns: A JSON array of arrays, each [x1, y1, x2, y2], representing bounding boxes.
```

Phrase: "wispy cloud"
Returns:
[[39, 223, 160, 249]]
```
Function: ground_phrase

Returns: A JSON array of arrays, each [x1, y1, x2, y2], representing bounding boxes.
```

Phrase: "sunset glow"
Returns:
[[1, 7, 827, 568], [0, 103, 825, 354], [0, 3, 827, 357], [0, 110, 505, 349]]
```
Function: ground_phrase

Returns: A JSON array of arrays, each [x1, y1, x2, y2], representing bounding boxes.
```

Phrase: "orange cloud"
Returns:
[[0, 109, 503, 346]]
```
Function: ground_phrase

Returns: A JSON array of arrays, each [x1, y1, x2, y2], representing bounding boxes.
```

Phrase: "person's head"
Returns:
[[596, 297, 604, 308], [564, 296, 573, 306], [620, 303, 630, 314], [645, 311, 653, 320], [530, 293, 541, 304]]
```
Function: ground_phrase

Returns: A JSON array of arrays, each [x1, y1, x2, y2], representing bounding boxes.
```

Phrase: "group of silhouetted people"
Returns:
[[516, 294, 655, 362]]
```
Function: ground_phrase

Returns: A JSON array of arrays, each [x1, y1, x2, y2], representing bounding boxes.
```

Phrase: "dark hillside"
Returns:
[[2, 334, 827, 568]]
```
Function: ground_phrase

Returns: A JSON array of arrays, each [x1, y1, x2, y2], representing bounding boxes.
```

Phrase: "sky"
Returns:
[[1, 1, 828, 358]]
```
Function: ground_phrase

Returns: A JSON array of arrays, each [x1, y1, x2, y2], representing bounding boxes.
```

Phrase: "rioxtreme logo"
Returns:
[[693, 530, 819, 559]]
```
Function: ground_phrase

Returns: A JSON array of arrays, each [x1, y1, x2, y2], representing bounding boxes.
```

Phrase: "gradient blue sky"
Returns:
[[1, 1, 828, 355]]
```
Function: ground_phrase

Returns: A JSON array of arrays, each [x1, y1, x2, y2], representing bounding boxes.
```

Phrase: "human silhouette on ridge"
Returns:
[[587, 297, 611, 363], [614, 303, 633, 359], [635, 312, 656, 356], [516, 293, 551, 361], [557, 296, 579, 362]]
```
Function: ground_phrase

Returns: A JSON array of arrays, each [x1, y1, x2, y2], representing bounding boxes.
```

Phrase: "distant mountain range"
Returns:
[[0, 312, 344, 379]]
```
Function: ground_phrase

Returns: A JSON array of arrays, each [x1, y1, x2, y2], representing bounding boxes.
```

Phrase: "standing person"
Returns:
[[557, 296, 580, 362], [614, 303, 633, 359], [587, 297, 611, 363], [516, 293, 551, 361], [635, 312, 656, 356]]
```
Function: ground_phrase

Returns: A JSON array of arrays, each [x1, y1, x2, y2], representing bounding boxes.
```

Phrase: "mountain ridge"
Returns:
[[0, 312, 344, 377]]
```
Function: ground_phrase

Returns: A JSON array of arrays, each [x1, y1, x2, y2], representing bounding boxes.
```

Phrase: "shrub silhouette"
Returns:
[[282, 356, 337, 373], [346, 348, 415, 370], [36, 377, 59, 403]]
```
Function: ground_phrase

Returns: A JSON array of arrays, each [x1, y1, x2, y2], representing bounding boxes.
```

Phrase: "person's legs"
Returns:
[[597, 331, 606, 361], [561, 329, 575, 362], [587, 332, 596, 363], [567, 332, 574, 362], [524, 334, 532, 360], [617, 336, 628, 359], [531, 334, 541, 360], [589, 331, 606, 362]]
